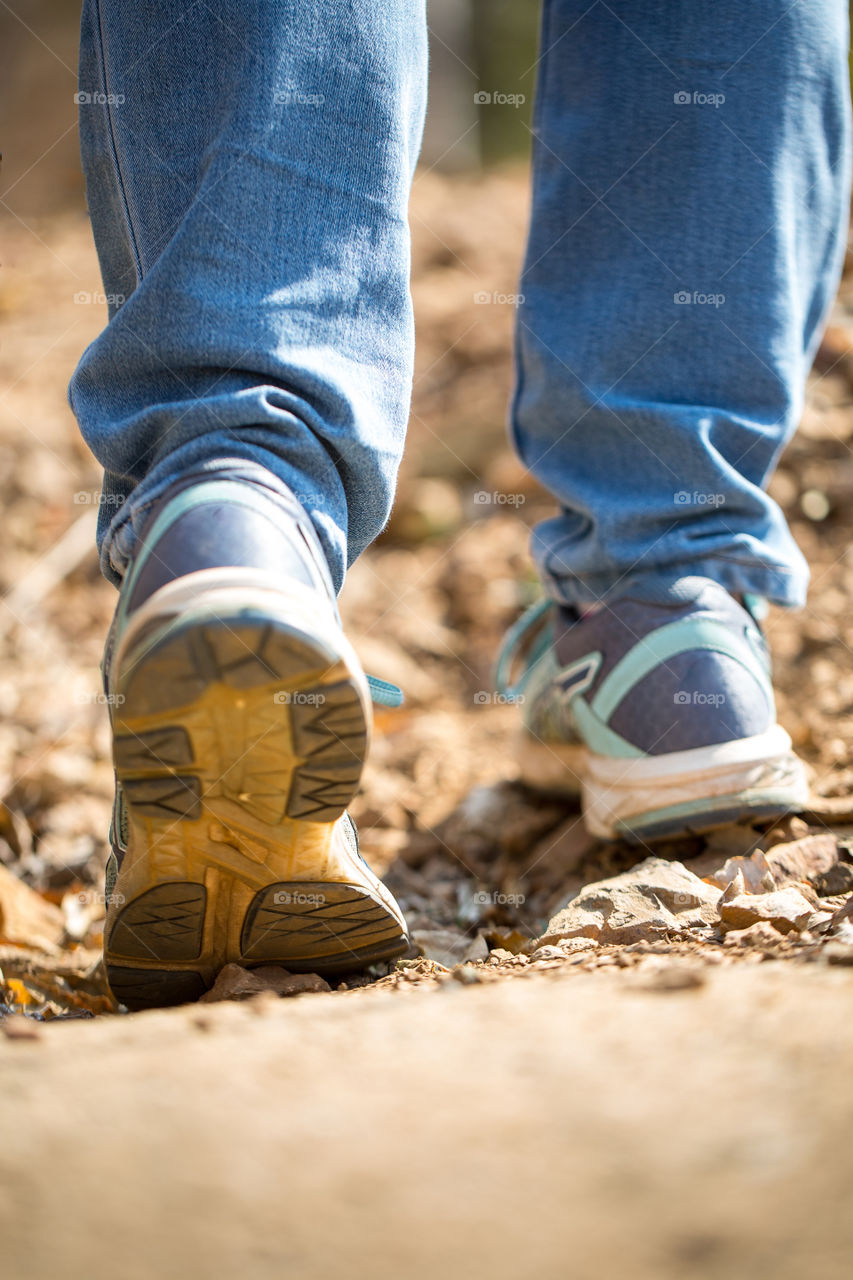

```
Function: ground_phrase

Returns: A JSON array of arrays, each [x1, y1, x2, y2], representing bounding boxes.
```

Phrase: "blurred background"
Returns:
[[2, 1, 853, 1013]]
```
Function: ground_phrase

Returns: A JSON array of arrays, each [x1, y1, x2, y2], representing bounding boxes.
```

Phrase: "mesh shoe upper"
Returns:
[[503, 577, 776, 759]]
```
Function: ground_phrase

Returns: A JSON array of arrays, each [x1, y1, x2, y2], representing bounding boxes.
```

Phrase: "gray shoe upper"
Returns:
[[518, 577, 776, 758], [124, 462, 335, 614]]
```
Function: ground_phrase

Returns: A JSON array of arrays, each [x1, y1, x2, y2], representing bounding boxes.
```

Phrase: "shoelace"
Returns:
[[493, 597, 553, 702], [366, 675, 404, 708]]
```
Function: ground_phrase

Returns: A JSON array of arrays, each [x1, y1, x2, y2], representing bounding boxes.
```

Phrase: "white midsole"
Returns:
[[516, 726, 808, 838], [113, 568, 373, 717]]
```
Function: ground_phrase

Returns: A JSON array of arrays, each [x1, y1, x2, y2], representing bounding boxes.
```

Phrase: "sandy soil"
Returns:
[[2, 963, 853, 1280]]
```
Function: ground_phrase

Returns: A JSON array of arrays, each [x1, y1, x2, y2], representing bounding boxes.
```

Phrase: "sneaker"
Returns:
[[496, 577, 807, 842], [101, 469, 408, 1009]]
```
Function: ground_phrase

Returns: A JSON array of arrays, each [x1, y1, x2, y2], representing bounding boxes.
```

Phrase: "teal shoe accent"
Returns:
[[589, 615, 774, 725], [366, 675, 404, 707], [493, 597, 553, 701], [569, 696, 643, 759]]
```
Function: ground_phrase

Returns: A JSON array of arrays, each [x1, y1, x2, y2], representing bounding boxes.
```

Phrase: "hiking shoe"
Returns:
[[101, 468, 408, 1009], [496, 577, 807, 842]]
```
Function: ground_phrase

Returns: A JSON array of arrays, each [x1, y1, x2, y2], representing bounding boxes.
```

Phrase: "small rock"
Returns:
[[707, 850, 775, 894], [413, 928, 475, 969], [199, 963, 330, 1002], [529, 945, 565, 963], [723, 920, 787, 949], [558, 937, 598, 953], [452, 964, 484, 985], [1, 1015, 42, 1040], [720, 869, 746, 903], [814, 863, 853, 896], [831, 896, 853, 931], [824, 941, 853, 966], [703, 825, 765, 858], [487, 948, 514, 964], [636, 963, 707, 992], [765, 834, 838, 888], [832, 919, 853, 946], [720, 887, 814, 935], [538, 857, 723, 948], [462, 934, 490, 963]]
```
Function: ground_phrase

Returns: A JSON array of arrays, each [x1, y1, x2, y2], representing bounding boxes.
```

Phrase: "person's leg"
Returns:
[[513, 0, 850, 609], [502, 0, 850, 840], [73, 0, 427, 592], [74, 0, 427, 1007]]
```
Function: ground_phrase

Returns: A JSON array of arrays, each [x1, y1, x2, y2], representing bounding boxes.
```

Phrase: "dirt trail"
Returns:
[[2, 963, 852, 1280]]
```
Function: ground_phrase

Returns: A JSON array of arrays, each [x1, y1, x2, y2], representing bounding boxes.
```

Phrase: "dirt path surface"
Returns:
[[2, 963, 852, 1280]]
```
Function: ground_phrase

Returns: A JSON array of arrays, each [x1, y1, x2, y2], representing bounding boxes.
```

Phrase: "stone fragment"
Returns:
[[636, 963, 707, 992], [529, 945, 565, 963], [451, 964, 484, 985], [722, 920, 787, 948], [0, 864, 65, 954], [707, 850, 775, 894], [719, 887, 814, 935], [814, 863, 853, 897], [538, 857, 722, 947], [0, 1014, 42, 1040], [831, 897, 853, 930], [414, 928, 476, 969], [765, 834, 838, 889], [199, 963, 330, 1002]]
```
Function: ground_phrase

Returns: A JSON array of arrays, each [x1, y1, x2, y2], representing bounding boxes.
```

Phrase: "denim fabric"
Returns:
[[72, 0, 428, 589], [73, 2, 850, 605], [514, 0, 851, 607]]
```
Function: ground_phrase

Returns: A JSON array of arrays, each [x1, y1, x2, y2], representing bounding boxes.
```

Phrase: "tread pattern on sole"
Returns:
[[121, 618, 334, 714], [113, 726, 193, 771], [107, 883, 207, 961], [286, 680, 368, 821], [106, 966, 207, 1011], [620, 797, 800, 843], [241, 881, 407, 971], [115, 616, 369, 827], [121, 774, 202, 820]]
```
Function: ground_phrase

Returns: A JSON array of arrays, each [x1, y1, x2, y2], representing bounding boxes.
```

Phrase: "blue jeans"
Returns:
[[73, 1, 850, 606]]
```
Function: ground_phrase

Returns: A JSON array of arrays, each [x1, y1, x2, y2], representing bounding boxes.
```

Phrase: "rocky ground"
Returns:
[[2, 171, 853, 1275]]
